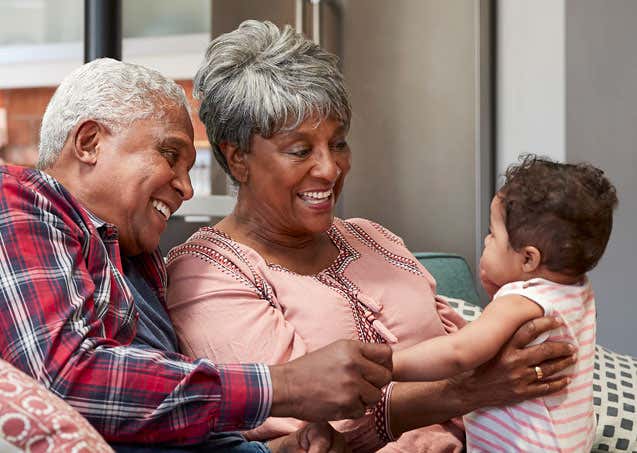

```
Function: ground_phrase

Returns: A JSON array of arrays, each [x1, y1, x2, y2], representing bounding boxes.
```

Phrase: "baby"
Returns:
[[394, 155, 618, 452]]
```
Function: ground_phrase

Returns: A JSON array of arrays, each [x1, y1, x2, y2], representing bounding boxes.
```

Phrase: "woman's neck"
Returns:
[[215, 211, 338, 275]]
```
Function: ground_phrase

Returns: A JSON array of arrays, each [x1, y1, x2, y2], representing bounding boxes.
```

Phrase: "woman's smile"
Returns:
[[297, 188, 334, 209]]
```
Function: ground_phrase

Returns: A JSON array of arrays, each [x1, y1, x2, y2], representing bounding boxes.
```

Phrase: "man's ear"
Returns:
[[72, 120, 103, 165], [521, 245, 542, 273], [219, 142, 249, 183]]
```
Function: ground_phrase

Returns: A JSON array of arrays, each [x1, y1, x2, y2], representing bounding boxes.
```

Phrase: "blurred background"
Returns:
[[0, 0, 635, 357]]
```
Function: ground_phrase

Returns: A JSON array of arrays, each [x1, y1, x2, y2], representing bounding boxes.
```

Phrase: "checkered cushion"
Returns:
[[443, 296, 637, 452]]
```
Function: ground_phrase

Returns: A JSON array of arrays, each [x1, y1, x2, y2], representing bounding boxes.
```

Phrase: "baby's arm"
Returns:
[[393, 294, 544, 381]]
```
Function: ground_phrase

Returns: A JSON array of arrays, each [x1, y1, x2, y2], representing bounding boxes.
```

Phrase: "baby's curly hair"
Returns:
[[499, 154, 618, 276]]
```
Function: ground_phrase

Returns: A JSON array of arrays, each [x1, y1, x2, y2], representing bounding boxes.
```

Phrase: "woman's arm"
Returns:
[[393, 295, 543, 381], [389, 316, 577, 437]]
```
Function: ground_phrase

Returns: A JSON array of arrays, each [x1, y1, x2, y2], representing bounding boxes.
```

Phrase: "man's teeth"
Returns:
[[152, 199, 171, 220]]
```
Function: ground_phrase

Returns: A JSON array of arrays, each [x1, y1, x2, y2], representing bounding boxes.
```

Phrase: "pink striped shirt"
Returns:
[[464, 278, 596, 452]]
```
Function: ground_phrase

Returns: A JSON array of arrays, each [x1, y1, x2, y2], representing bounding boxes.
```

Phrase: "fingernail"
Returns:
[[572, 353, 578, 361], [554, 316, 563, 325], [568, 344, 576, 352]]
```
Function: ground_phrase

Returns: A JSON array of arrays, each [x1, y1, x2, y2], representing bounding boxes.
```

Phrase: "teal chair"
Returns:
[[412, 252, 481, 306]]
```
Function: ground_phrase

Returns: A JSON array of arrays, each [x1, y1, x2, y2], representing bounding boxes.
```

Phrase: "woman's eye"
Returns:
[[331, 141, 349, 151], [288, 148, 310, 158]]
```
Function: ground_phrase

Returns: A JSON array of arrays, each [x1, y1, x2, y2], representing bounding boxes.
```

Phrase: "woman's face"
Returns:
[[238, 116, 351, 237]]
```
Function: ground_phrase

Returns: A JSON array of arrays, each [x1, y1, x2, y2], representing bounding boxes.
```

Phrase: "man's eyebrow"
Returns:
[[158, 136, 192, 148]]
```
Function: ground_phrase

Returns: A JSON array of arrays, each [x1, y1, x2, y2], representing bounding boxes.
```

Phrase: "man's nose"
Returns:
[[173, 170, 194, 201]]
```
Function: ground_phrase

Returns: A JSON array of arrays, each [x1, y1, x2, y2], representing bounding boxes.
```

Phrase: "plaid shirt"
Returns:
[[0, 165, 271, 444]]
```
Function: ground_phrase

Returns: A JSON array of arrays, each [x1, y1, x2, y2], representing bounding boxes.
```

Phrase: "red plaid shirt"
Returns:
[[0, 165, 271, 444]]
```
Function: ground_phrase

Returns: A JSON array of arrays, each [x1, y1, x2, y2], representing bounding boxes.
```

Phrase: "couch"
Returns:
[[415, 252, 637, 452]]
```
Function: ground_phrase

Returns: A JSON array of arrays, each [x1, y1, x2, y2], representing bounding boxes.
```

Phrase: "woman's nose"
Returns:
[[312, 150, 341, 181]]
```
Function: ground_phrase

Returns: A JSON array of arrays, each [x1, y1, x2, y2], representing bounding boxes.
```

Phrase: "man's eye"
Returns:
[[161, 149, 178, 165]]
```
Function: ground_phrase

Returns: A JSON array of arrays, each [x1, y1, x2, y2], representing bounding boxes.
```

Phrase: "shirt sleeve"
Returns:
[[166, 241, 392, 452], [0, 173, 271, 445]]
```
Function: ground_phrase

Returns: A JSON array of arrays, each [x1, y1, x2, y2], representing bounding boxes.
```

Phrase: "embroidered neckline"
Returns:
[[194, 220, 396, 344], [198, 219, 360, 278]]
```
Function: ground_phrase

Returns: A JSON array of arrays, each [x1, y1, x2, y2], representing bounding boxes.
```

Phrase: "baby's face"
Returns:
[[479, 196, 526, 298]]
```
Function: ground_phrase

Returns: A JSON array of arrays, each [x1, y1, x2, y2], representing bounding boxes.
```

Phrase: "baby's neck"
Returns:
[[524, 267, 585, 286]]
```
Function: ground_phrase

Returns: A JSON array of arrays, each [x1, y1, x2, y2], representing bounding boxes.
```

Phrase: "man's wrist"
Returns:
[[269, 363, 292, 418]]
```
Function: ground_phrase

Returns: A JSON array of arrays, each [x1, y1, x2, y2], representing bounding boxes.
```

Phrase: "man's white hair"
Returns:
[[38, 58, 189, 169]]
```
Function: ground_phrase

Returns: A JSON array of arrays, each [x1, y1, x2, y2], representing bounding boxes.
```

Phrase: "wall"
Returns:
[[496, 0, 565, 180], [565, 0, 637, 356], [339, 0, 481, 268]]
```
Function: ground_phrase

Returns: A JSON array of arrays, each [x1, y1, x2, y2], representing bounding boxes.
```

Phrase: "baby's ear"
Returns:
[[521, 246, 541, 272]]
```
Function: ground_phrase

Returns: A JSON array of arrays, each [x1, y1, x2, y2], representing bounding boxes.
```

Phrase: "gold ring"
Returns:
[[534, 366, 544, 381]]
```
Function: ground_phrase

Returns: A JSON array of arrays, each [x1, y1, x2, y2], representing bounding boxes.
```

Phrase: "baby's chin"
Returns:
[[479, 275, 500, 299]]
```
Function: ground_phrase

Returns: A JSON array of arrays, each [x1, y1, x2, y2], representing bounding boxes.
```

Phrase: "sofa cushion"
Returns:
[[442, 296, 637, 452], [0, 359, 112, 452]]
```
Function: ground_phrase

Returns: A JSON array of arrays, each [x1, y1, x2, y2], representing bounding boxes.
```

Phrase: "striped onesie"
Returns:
[[464, 277, 596, 452]]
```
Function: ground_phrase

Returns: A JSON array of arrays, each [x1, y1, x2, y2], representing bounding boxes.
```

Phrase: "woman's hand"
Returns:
[[267, 422, 351, 453], [450, 315, 578, 410]]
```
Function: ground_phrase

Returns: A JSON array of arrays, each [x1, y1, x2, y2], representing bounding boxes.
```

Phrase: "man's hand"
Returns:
[[451, 316, 577, 410], [270, 340, 393, 421], [267, 423, 350, 453]]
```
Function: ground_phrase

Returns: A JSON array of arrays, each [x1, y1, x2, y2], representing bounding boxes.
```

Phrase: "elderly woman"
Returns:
[[167, 20, 575, 452]]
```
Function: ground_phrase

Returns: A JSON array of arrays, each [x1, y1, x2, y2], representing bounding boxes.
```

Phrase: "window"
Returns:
[[0, 0, 211, 88]]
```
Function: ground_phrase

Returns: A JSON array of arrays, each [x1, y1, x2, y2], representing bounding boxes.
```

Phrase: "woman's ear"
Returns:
[[220, 142, 249, 183], [521, 246, 542, 273], [72, 120, 102, 165]]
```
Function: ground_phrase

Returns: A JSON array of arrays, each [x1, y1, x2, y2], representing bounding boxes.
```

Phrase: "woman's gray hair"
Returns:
[[38, 58, 189, 169], [194, 19, 351, 178]]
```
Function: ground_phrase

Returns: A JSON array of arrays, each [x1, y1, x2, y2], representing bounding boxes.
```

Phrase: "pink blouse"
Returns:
[[166, 218, 466, 452]]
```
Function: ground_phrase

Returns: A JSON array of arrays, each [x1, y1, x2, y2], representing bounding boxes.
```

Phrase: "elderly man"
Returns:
[[0, 58, 392, 452]]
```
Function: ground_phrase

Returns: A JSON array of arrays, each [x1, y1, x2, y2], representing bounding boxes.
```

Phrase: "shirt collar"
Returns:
[[84, 209, 119, 241]]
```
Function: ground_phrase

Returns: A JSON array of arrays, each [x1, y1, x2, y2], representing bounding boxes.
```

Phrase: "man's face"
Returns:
[[91, 106, 195, 256]]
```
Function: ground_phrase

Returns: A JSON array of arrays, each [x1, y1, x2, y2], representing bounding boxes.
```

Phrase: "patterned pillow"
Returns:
[[0, 359, 113, 452], [442, 296, 637, 452], [591, 345, 637, 452]]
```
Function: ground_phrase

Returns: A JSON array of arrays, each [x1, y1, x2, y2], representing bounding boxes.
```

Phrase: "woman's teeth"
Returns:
[[152, 199, 171, 220], [299, 190, 332, 204]]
